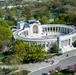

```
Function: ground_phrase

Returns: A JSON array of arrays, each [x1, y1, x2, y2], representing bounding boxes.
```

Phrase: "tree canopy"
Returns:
[[13, 40, 26, 62], [50, 43, 59, 53], [0, 26, 12, 41], [3, 40, 45, 64], [24, 44, 45, 62], [0, 20, 9, 28], [72, 40, 76, 47]]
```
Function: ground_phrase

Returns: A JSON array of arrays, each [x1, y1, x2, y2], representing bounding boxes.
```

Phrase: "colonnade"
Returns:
[[14, 22, 76, 53], [42, 27, 71, 34]]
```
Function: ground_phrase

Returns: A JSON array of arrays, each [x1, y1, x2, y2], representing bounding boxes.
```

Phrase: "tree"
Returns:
[[39, 16, 48, 24], [24, 44, 45, 62], [51, 0, 61, 9], [58, 13, 66, 21], [0, 40, 2, 50], [0, 20, 9, 28], [66, 64, 76, 74], [51, 19, 66, 24], [13, 40, 26, 63], [3, 40, 45, 63], [72, 40, 76, 47], [6, 20, 16, 26], [58, 5, 76, 14], [0, 40, 12, 52], [0, 26, 12, 41], [0, 13, 3, 18], [35, 45, 45, 61], [50, 43, 59, 53], [65, 14, 76, 25], [3, 55, 20, 65]]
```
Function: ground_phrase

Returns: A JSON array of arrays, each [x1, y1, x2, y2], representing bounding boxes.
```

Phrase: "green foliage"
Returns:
[[3, 68, 14, 74], [58, 14, 67, 21], [60, 0, 76, 7], [72, 40, 76, 47], [6, 20, 16, 26], [0, 13, 3, 18], [39, 16, 48, 24], [3, 55, 20, 65], [51, 19, 66, 24], [12, 40, 45, 63], [51, 0, 61, 9], [0, 54, 5, 61], [0, 0, 76, 25], [0, 68, 17, 75], [0, 20, 9, 28], [0, 40, 12, 51], [0, 40, 2, 49], [26, 15, 34, 20], [0, 26, 12, 41], [13, 40, 26, 62], [65, 14, 76, 25], [4, 40, 45, 63], [0, 20, 12, 51], [50, 43, 59, 53], [24, 44, 45, 62]]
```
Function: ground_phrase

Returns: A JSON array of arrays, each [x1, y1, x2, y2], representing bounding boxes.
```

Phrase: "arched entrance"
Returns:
[[33, 25, 38, 33]]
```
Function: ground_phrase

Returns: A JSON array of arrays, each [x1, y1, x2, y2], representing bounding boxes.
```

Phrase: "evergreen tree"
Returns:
[[51, 43, 59, 53]]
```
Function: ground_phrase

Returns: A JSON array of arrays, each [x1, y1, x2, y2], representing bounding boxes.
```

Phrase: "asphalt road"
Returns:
[[29, 55, 76, 75]]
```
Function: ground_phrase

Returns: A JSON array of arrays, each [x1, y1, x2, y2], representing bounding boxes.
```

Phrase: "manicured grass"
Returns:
[[51, 72, 72, 75]]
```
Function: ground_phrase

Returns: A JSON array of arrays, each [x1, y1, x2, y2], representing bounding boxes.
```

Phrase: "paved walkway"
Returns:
[[18, 49, 76, 72], [1, 50, 76, 73]]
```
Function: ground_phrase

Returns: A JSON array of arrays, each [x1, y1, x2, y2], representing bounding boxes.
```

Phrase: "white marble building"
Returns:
[[13, 20, 76, 53]]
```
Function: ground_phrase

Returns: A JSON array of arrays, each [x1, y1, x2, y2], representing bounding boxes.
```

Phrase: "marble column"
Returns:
[[52, 27, 53, 32], [47, 27, 48, 32], [44, 42, 47, 50], [66, 28, 68, 34], [70, 38, 72, 46], [60, 27, 61, 32], [57, 27, 58, 32], [54, 27, 55, 32], [57, 37, 61, 49]]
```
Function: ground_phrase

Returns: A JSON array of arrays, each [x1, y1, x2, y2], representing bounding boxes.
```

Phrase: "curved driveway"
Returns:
[[29, 55, 76, 75]]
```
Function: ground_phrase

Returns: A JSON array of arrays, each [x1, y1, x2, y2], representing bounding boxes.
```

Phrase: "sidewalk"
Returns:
[[1, 50, 76, 72], [18, 49, 76, 72]]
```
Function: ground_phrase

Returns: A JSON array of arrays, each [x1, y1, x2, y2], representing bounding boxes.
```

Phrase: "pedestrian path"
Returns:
[[18, 49, 76, 72], [1, 50, 76, 73]]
